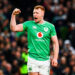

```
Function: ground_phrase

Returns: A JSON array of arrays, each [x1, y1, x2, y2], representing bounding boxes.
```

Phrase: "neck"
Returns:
[[37, 19, 44, 24]]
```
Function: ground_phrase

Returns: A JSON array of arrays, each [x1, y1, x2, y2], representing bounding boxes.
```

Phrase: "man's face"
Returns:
[[33, 8, 44, 23]]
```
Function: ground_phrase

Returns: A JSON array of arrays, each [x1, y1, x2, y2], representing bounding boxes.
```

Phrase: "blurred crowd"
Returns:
[[0, 0, 75, 75]]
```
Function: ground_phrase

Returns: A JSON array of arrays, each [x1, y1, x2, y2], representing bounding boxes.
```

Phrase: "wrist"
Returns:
[[53, 58, 58, 62], [54, 55, 58, 60], [12, 13, 16, 16], [53, 57, 58, 60]]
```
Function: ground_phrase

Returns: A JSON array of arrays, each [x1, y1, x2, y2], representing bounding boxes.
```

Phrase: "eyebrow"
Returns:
[[33, 11, 39, 14]]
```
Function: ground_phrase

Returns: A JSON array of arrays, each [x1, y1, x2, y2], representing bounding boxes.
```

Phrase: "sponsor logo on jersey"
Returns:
[[37, 32, 43, 38], [33, 26, 37, 29], [35, 39, 44, 41], [44, 27, 48, 32]]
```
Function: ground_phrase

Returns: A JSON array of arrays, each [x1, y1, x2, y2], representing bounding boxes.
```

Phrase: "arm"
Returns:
[[51, 35, 59, 60], [51, 35, 59, 67], [10, 8, 23, 31]]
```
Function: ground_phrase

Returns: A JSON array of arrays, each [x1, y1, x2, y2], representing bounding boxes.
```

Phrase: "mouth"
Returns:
[[34, 17, 38, 19], [33, 17, 40, 23]]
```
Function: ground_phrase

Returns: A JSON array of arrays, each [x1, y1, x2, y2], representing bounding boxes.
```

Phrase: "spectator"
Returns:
[[0, 69, 4, 75], [20, 47, 28, 75], [71, 66, 75, 75], [64, 40, 75, 55], [62, 66, 71, 75], [12, 59, 19, 75], [5, 63, 12, 75], [59, 56, 67, 74]]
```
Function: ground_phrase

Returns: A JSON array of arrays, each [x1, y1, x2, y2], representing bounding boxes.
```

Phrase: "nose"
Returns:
[[33, 13, 37, 17]]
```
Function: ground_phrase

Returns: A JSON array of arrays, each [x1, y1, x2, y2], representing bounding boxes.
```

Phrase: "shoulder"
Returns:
[[23, 20, 34, 24], [45, 21, 55, 29], [23, 20, 34, 27]]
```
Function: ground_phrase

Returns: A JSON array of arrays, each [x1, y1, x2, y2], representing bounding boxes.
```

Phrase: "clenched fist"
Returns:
[[51, 58, 58, 67], [12, 8, 21, 15]]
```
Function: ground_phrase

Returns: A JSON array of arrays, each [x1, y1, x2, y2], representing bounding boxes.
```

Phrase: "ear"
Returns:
[[42, 14, 44, 17]]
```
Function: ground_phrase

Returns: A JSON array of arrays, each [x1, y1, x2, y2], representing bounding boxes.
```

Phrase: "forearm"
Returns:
[[10, 14, 16, 31], [53, 41, 59, 60]]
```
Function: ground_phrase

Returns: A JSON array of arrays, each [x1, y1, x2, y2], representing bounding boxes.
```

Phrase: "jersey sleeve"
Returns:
[[22, 21, 29, 31], [16, 31, 25, 37], [50, 25, 56, 37]]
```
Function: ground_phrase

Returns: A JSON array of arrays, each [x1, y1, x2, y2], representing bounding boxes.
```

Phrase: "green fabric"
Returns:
[[20, 65, 28, 74], [22, 53, 28, 62], [22, 21, 56, 61], [16, 31, 25, 37], [20, 52, 28, 74]]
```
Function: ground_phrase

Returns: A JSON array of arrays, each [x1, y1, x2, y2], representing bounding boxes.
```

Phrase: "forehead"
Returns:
[[33, 8, 43, 13]]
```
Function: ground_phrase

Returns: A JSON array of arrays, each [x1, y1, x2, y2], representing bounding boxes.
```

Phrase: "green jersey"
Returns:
[[22, 21, 56, 61]]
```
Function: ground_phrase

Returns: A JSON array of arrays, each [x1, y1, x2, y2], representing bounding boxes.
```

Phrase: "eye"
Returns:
[[36, 12, 39, 14], [33, 12, 39, 14]]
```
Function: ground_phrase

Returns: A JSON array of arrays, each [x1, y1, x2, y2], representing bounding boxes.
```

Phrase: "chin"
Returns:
[[34, 20, 38, 23], [34, 19, 40, 23]]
